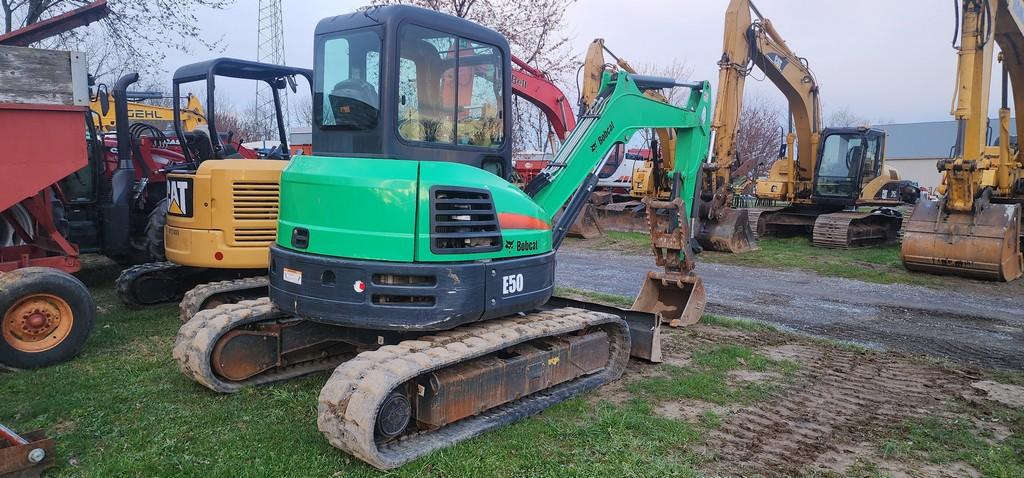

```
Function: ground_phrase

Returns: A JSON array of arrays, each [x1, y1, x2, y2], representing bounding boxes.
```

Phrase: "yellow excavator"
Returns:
[[115, 59, 311, 313], [89, 92, 206, 133], [702, 0, 920, 250], [902, 0, 1024, 281]]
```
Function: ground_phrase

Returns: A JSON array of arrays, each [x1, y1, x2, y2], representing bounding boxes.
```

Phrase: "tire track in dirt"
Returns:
[[706, 343, 975, 477]]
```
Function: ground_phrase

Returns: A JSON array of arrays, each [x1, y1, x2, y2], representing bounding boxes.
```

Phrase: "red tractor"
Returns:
[[0, 52, 198, 369]]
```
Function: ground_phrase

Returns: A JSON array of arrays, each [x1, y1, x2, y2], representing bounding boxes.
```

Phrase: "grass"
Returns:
[[875, 407, 1024, 478], [0, 261, 776, 477], [628, 344, 798, 406], [4, 260, 1019, 477], [553, 286, 635, 308]]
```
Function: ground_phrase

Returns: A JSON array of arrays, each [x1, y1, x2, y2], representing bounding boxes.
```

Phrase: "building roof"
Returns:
[[874, 118, 1016, 160]]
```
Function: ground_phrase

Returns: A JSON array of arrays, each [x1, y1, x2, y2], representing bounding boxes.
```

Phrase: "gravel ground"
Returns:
[[555, 245, 1024, 371]]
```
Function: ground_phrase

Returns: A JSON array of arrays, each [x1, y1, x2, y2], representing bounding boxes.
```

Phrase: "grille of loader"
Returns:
[[231, 181, 279, 244], [430, 187, 502, 253]]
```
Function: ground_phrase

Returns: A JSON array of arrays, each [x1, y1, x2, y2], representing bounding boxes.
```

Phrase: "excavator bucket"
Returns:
[[695, 207, 758, 253], [901, 199, 1023, 282], [567, 203, 604, 239], [631, 197, 708, 327], [632, 271, 706, 327]]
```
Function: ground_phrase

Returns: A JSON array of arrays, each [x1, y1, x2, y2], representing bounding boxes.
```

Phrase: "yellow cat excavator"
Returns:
[[901, 0, 1024, 281], [704, 0, 919, 250]]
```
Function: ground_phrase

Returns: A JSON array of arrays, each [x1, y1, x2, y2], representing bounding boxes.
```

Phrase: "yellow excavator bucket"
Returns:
[[901, 199, 1023, 282], [695, 207, 758, 253]]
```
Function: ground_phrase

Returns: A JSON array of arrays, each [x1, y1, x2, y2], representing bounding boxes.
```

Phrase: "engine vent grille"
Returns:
[[430, 187, 501, 254], [231, 181, 279, 244]]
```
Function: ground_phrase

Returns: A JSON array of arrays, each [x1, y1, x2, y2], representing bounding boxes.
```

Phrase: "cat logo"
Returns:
[[765, 52, 788, 72], [167, 178, 194, 217]]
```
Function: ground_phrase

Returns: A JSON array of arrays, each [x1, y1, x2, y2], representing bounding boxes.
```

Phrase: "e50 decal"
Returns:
[[502, 274, 524, 295]]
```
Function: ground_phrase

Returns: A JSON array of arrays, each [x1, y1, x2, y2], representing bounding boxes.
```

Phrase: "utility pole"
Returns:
[[256, 0, 286, 140]]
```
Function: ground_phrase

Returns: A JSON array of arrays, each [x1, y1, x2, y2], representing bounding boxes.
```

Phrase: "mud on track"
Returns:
[[653, 325, 980, 477]]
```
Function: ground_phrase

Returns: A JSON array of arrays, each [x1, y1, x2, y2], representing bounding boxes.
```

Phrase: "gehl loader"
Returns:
[[174, 5, 712, 470]]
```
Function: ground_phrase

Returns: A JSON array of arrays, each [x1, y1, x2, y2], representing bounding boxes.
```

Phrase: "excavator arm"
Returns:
[[529, 66, 713, 325], [511, 55, 576, 144], [714, 0, 822, 204], [901, 0, 1024, 282]]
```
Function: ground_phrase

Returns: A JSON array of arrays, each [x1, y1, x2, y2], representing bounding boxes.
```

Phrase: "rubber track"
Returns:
[[178, 276, 269, 322], [317, 308, 631, 470], [173, 298, 346, 393], [115, 261, 186, 307]]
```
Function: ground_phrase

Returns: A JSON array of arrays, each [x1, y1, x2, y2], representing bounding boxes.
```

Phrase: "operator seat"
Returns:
[[188, 128, 216, 162]]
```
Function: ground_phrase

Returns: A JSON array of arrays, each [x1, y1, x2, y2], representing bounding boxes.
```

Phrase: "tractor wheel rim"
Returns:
[[2, 293, 74, 353]]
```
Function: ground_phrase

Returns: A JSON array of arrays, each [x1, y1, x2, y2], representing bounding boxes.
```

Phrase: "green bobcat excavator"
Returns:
[[174, 5, 712, 470]]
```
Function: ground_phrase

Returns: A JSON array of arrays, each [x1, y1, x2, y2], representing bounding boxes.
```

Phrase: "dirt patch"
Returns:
[[708, 347, 971, 477], [760, 343, 823, 363], [654, 400, 733, 422], [726, 369, 782, 386], [655, 324, 981, 478], [964, 380, 1024, 408], [815, 442, 981, 478]]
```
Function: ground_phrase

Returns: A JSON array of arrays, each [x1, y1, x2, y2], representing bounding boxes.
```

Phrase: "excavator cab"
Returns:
[[311, 8, 512, 177], [812, 128, 885, 206]]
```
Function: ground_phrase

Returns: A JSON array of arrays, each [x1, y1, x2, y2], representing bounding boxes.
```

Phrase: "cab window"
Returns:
[[316, 29, 382, 130], [398, 24, 504, 148]]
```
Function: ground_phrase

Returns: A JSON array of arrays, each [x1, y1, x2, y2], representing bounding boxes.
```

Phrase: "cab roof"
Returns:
[[173, 57, 313, 85], [314, 5, 508, 51]]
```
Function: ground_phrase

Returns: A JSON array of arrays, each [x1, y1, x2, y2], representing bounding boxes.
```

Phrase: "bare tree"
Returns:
[[735, 94, 784, 189], [4, 0, 234, 80], [635, 59, 693, 106], [374, 0, 577, 152], [825, 106, 868, 128], [289, 94, 313, 128]]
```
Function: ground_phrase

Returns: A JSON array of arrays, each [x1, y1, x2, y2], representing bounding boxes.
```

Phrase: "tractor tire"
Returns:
[[145, 198, 168, 262], [0, 268, 96, 369]]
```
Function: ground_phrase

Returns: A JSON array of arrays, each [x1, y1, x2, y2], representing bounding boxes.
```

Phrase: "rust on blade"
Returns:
[[695, 207, 758, 253]]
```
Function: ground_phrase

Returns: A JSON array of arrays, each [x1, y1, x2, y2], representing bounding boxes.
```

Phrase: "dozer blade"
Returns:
[[695, 208, 759, 253], [632, 271, 707, 327], [546, 296, 663, 362], [567, 203, 604, 239], [901, 199, 1023, 282]]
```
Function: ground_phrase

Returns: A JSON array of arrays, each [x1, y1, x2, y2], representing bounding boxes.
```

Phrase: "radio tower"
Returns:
[[256, 0, 286, 140]]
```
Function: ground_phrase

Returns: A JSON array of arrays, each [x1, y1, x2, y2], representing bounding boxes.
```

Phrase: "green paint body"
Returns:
[[277, 71, 712, 265]]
